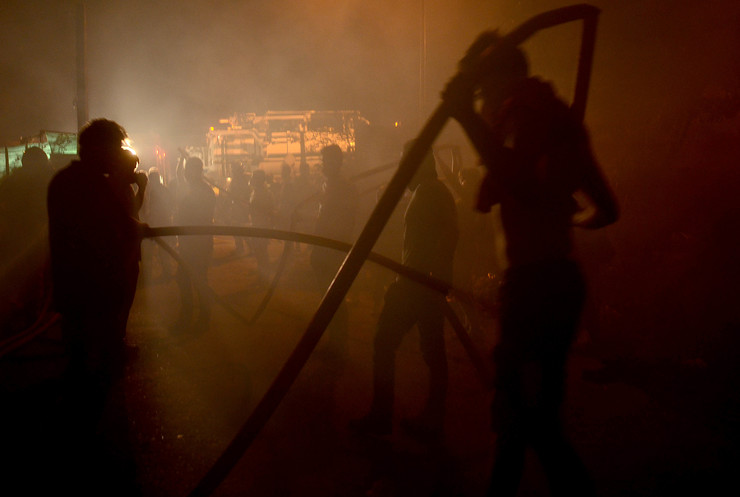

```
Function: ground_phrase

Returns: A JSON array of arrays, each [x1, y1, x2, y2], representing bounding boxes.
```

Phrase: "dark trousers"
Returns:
[[175, 241, 212, 330], [488, 259, 594, 497], [249, 237, 270, 278], [312, 255, 350, 353], [58, 304, 139, 496], [369, 279, 448, 425], [62, 309, 127, 420]]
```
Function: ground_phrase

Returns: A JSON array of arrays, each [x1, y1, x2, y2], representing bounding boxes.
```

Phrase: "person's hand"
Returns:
[[133, 171, 148, 190], [135, 220, 150, 240], [443, 30, 504, 121], [441, 72, 477, 122], [459, 31, 500, 72]]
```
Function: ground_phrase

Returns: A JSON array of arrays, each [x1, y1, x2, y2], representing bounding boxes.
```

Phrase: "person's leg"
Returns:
[[351, 282, 415, 434], [526, 261, 592, 496], [325, 298, 349, 358], [313, 260, 349, 357], [487, 421, 527, 497], [251, 238, 270, 282], [539, 275, 594, 496], [488, 272, 531, 496], [173, 262, 194, 332], [156, 240, 173, 278], [191, 256, 211, 332], [531, 352, 594, 497], [59, 312, 126, 495], [412, 293, 448, 432], [488, 360, 527, 497]]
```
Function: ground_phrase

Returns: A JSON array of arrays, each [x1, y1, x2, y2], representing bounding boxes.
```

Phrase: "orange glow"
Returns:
[[122, 138, 137, 157]]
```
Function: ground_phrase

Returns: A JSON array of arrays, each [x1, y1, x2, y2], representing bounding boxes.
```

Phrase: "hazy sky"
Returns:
[[1, 0, 738, 158]]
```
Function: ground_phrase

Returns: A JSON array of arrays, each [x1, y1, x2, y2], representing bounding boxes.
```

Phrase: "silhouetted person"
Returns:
[[276, 161, 298, 232], [0, 146, 54, 332], [350, 141, 458, 441], [369, 182, 409, 315], [170, 149, 188, 204], [173, 157, 215, 334], [444, 33, 619, 496], [311, 144, 357, 354], [293, 159, 320, 251], [229, 162, 251, 254], [0, 146, 53, 256], [454, 166, 501, 289], [141, 167, 174, 280], [453, 166, 501, 338], [47, 118, 146, 495], [248, 168, 275, 283]]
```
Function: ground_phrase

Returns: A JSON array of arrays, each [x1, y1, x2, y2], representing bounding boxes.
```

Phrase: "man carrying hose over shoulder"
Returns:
[[443, 33, 618, 496]]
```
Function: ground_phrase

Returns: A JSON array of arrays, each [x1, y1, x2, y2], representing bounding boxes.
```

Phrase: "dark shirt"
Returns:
[[229, 173, 251, 223], [311, 175, 357, 276], [249, 184, 275, 229], [175, 178, 216, 256], [482, 77, 594, 267], [143, 181, 174, 227], [47, 160, 141, 313], [315, 175, 357, 243], [0, 162, 53, 259], [403, 178, 458, 283]]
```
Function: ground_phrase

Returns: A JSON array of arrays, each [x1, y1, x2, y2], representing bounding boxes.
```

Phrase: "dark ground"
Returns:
[[1, 236, 738, 496]]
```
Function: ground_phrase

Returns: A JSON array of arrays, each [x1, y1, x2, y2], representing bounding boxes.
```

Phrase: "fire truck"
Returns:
[[199, 110, 369, 181]]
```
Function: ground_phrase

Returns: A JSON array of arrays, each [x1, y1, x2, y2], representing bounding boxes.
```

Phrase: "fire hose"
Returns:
[[176, 5, 599, 495], [146, 224, 492, 383], [248, 159, 399, 325]]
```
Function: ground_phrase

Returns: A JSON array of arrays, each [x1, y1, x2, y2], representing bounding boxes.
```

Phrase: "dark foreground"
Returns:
[[1, 237, 738, 496]]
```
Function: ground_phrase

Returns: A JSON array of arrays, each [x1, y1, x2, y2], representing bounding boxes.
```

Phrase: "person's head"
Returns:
[[148, 167, 161, 185], [250, 168, 266, 188], [21, 146, 49, 172], [320, 144, 343, 178], [402, 140, 437, 191], [78, 119, 136, 176], [184, 157, 204, 183], [281, 162, 292, 180], [463, 31, 529, 107]]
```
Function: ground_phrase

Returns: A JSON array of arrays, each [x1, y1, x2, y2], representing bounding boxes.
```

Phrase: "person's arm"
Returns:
[[442, 81, 505, 212], [176, 155, 186, 185], [442, 75, 513, 175], [443, 77, 549, 211], [133, 171, 148, 214], [571, 131, 619, 229]]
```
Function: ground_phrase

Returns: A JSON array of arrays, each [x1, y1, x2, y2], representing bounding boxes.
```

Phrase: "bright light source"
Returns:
[[122, 138, 137, 156]]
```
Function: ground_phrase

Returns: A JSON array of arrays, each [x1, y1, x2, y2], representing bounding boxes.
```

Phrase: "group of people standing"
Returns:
[[140, 153, 316, 331], [43, 33, 619, 497]]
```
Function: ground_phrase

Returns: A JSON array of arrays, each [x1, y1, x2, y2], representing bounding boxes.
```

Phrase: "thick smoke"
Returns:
[[3, 0, 739, 349]]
